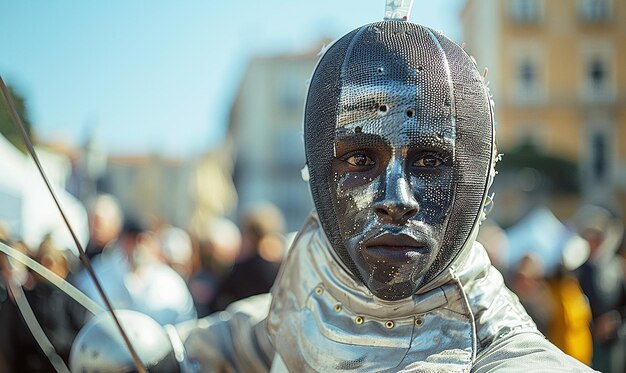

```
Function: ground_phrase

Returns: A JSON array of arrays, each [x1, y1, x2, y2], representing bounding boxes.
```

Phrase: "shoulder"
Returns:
[[472, 331, 597, 372]]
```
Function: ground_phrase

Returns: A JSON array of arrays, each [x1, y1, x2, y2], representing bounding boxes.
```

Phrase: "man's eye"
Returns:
[[414, 155, 443, 167], [346, 154, 375, 166]]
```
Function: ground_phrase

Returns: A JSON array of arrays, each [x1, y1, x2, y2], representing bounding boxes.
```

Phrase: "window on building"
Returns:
[[279, 70, 305, 112], [510, 43, 546, 104], [520, 61, 536, 89], [516, 59, 542, 102], [589, 59, 606, 90], [585, 56, 612, 100], [508, 0, 542, 23], [578, 0, 611, 22], [592, 133, 607, 180]]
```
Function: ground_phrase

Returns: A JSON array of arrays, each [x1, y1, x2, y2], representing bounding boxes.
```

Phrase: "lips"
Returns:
[[362, 233, 429, 263]]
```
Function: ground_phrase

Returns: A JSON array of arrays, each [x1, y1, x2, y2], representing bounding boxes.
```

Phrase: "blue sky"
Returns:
[[1, 0, 463, 158]]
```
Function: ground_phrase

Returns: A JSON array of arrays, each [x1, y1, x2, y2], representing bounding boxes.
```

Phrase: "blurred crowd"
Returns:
[[0, 194, 287, 372], [1, 194, 626, 372], [479, 204, 626, 373]]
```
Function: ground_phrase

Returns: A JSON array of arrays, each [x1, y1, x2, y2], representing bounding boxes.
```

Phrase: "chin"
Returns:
[[367, 277, 420, 301], [355, 256, 429, 301]]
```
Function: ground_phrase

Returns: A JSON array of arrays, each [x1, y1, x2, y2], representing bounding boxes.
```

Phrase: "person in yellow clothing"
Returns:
[[547, 266, 593, 365]]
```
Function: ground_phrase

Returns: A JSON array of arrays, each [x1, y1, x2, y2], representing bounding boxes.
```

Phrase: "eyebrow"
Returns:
[[405, 130, 454, 149], [335, 127, 454, 151], [334, 129, 454, 152], [334, 131, 388, 148]]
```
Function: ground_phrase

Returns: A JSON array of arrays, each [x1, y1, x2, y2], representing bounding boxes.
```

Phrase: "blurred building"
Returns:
[[461, 0, 626, 213], [82, 147, 237, 235], [187, 146, 238, 238], [229, 45, 324, 231], [105, 155, 195, 228]]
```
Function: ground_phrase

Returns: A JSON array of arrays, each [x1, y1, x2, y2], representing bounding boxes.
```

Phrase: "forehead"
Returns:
[[335, 81, 455, 147]]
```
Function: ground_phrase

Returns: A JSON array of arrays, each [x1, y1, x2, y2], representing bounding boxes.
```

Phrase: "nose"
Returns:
[[373, 170, 420, 225]]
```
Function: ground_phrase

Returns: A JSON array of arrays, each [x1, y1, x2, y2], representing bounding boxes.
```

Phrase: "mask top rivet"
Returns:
[[385, 321, 394, 329], [415, 317, 424, 327], [333, 304, 342, 312], [314, 286, 323, 295], [355, 316, 364, 325]]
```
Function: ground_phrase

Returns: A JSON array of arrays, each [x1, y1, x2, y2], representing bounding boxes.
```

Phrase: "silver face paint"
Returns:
[[331, 81, 455, 300]]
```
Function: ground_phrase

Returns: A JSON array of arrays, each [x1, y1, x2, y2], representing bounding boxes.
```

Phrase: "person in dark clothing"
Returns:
[[210, 203, 285, 311], [188, 217, 242, 317], [0, 238, 86, 373], [575, 205, 626, 373]]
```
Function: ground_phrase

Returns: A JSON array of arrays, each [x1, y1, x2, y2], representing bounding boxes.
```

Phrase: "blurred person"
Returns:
[[6, 240, 36, 289], [546, 263, 593, 365], [159, 225, 194, 280], [74, 218, 197, 325], [69, 9, 595, 372], [188, 217, 241, 317], [510, 254, 554, 335], [0, 222, 13, 317], [84, 193, 123, 260], [574, 205, 626, 373], [0, 236, 85, 372], [0, 270, 5, 313], [209, 204, 284, 311], [201, 217, 242, 274]]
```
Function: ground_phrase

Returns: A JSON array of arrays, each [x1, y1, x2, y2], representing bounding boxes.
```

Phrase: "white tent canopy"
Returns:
[[0, 134, 88, 254], [505, 206, 589, 273]]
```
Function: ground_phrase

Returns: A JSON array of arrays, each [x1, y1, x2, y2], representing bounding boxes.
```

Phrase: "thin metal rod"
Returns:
[[0, 75, 147, 373]]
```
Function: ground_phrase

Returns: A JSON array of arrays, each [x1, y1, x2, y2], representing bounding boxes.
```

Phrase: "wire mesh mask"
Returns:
[[304, 21, 494, 295]]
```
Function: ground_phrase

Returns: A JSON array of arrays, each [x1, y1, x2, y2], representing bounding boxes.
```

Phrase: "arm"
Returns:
[[472, 331, 597, 373], [177, 293, 275, 373], [69, 294, 275, 372]]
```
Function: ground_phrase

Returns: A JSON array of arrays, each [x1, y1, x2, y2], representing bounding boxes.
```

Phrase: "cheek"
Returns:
[[333, 173, 382, 235], [410, 171, 454, 222]]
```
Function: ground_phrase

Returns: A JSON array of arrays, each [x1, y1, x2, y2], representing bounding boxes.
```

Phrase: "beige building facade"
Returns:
[[462, 0, 626, 213]]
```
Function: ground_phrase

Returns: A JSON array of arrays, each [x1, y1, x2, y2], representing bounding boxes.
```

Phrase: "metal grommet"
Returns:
[[355, 316, 364, 325], [333, 304, 342, 313], [314, 287, 323, 295], [385, 321, 394, 329], [415, 317, 424, 327]]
